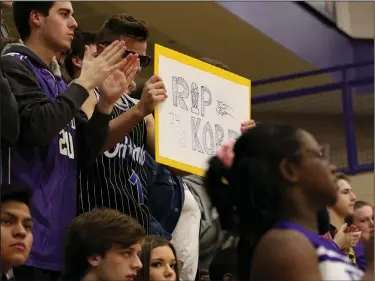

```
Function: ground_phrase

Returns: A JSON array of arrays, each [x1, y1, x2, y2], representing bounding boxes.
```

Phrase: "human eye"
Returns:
[[23, 222, 33, 231], [151, 262, 162, 268], [0, 218, 12, 225], [121, 251, 132, 257]]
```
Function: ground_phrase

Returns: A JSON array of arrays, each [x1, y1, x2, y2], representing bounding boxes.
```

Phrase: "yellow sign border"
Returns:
[[154, 44, 251, 176]]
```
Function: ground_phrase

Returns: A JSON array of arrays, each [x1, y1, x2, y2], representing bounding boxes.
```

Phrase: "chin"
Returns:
[[8, 255, 28, 268], [57, 41, 72, 53]]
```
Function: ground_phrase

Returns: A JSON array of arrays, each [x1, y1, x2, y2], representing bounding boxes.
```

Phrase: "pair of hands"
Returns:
[[334, 223, 362, 250], [101, 69, 167, 117], [101, 68, 168, 117], [96, 44, 168, 116], [75, 40, 167, 114]]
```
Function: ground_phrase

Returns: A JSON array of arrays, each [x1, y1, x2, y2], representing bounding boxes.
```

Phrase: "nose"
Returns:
[[164, 265, 174, 278], [131, 255, 143, 270], [350, 191, 357, 201], [13, 223, 27, 237], [370, 217, 374, 228], [70, 16, 78, 29]]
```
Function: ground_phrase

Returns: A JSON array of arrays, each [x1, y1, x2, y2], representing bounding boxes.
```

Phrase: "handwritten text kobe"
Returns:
[[172, 76, 239, 156]]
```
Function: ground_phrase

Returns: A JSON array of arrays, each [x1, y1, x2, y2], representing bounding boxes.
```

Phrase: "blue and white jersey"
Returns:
[[78, 88, 150, 233]]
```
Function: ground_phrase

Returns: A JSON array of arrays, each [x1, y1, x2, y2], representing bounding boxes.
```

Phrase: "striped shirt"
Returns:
[[274, 221, 364, 280], [78, 88, 150, 233]]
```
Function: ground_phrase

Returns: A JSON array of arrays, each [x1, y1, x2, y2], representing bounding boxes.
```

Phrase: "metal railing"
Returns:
[[252, 60, 374, 175]]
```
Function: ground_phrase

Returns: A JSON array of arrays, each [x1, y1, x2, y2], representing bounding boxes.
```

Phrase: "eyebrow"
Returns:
[[58, 8, 74, 16], [151, 258, 176, 262], [3, 211, 33, 223]]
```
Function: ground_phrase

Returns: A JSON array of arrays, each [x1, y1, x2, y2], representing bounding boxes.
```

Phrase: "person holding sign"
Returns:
[[66, 14, 167, 235]]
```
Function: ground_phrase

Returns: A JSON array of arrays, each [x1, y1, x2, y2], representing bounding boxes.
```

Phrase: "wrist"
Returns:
[[75, 76, 94, 91], [97, 98, 114, 115], [134, 102, 148, 117]]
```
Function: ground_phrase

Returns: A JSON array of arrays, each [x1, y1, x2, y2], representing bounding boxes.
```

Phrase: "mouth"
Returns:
[[11, 243, 26, 251], [126, 275, 136, 281]]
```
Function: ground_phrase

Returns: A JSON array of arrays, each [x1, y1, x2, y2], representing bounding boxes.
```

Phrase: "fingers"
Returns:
[[241, 119, 256, 127], [108, 57, 128, 74], [340, 223, 348, 232], [147, 75, 163, 84], [148, 80, 166, 91], [122, 54, 139, 73], [106, 44, 127, 67], [123, 56, 139, 78], [153, 94, 167, 103], [82, 45, 92, 62], [126, 66, 138, 85], [351, 231, 362, 239], [150, 88, 168, 98], [99, 40, 121, 58]]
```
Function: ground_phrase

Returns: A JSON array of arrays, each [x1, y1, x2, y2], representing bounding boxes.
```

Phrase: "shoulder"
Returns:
[[2, 52, 31, 68], [1, 52, 36, 78], [258, 228, 315, 256], [251, 229, 321, 281]]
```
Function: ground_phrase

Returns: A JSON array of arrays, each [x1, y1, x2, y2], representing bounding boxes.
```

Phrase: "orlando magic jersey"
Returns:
[[274, 221, 364, 280], [78, 88, 150, 233]]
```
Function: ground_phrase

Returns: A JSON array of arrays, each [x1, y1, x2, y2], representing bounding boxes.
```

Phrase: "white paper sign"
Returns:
[[155, 45, 251, 176]]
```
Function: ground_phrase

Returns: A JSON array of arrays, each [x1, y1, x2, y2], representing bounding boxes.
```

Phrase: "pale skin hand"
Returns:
[[80, 53, 139, 118], [241, 119, 256, 133], [75, 40, 128, 92], [98, 55, 139, 114], [135, 75, 168, 117], [334, 223, 362, 249]]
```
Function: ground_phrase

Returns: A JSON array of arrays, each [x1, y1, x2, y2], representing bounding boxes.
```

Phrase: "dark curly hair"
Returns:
[[205, 123, 303, 280]]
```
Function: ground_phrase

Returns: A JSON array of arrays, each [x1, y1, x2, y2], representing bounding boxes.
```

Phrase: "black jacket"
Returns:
[[0, 62, 19, 146], [1, 44, 111, 167]]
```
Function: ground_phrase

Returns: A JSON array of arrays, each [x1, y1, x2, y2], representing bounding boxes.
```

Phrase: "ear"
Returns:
[[72, 57, 82, 69], [29, 10, 43, 28], [87, 254, 102, 268], [279, 158, 299, 184]]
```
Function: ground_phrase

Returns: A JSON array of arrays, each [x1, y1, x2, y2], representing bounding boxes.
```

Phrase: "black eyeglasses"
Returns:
[[100, 41, 151, 68], [124, 50, 151, 68]]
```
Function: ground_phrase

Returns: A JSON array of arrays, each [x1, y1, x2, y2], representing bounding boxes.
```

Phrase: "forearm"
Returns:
[[80, 89, 98, 120], [145, 114, 155, 156], [78, 106, 111, 168], [101, 105, 145, 152]]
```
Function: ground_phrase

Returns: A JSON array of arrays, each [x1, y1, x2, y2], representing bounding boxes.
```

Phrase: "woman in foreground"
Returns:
[[205, 123, 373, 281], [137, 236, 179, 281]]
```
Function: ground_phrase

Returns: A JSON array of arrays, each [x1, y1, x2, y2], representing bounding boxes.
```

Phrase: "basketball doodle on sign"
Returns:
[[216, 100, 234, 119]]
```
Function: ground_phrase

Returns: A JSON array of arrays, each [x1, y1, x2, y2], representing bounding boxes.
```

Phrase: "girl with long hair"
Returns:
[[205, 123, 373, 281]]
